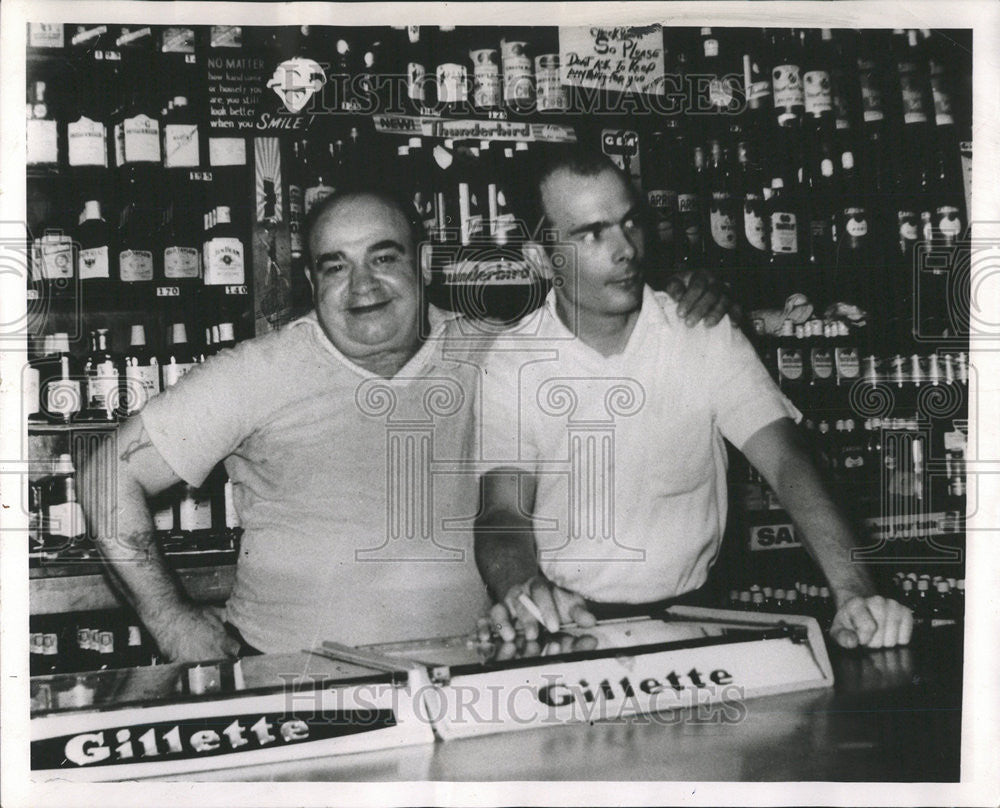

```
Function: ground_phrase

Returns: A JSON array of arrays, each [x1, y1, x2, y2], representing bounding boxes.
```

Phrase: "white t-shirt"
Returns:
[[142, 308, 490, 652], [478, 285, 800, 604]]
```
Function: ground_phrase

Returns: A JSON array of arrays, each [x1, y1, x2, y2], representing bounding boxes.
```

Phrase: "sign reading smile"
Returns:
[[268, 57, 327, 113]]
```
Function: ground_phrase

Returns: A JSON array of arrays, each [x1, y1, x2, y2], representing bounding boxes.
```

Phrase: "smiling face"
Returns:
[[539, 166, 646, 321], [306, 194, 424, 370]]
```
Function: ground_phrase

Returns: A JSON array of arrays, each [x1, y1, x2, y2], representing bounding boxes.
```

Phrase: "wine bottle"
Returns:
[[161, 322, 196, 388], [66, 69, 110, 172], [434, 26, 469, 114], [642, 128, 679, 278], [770, 29, 805, 128], [40, 333, 83, 423], [76, 200, 115, 283], [705, 137, 740, 274], [83, 328, 121, 420], [123, 324, 161, 415], [45, 453, 88, 555], [113, 65, 161, 170], [202, 205, 245, 286], [534, 28, 567, 112], [162, 95, 200, 169], [26, 80, 61, 168], [501, 28, 534, 112], [468, 30, 501, 112], [118, 175, 156, 285], [161, 194, 202, 284]]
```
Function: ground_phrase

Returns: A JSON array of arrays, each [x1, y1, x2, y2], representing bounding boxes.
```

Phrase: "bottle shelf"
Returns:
[[27, 418, 118, 433]]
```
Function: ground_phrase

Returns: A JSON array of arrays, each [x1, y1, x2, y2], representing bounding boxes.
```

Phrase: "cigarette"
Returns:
[[518, 592, 558, 632]]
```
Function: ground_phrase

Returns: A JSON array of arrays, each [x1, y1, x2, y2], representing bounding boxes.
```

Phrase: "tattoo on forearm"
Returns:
[[119, 435, 153, 463]]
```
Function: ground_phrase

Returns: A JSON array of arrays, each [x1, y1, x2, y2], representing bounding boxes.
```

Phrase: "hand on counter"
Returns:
[[829, 595, 913, 649], [482, 575, 597, 643], [157, 604, 241, 663]]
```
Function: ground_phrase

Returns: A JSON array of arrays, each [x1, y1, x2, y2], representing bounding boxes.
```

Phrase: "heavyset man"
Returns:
[[82, 183, 729, 661], [474, 149, 913, 650]]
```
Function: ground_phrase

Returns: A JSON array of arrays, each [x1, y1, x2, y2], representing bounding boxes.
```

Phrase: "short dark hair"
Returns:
[[527, 144, 633, 239], [302, 183, 426, 271]]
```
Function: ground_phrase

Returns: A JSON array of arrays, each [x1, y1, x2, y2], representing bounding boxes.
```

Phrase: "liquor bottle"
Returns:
[[303, 140, 338, 215], [736, 135, 769, 306], [705, 138, 740, 274], [501, 28, 535, 111], [407, 137, 437, 237], [39, 629, 62, 676], [770, 29, 805, 128], [809, 320, 836, 391], [856, 30, 889, 133], [468, 30, 501, 112], [76, 200, 115, 283], [162, 95, 201, 169], [216, 321, 237, 352], [894, 30, 934, 130], [161, 322, 196, 388], [742, 29, 774, 139], [160, 194, 202, 284], [40, 333, 83, 423], [122, 324, 161, 415], [643, 129, 679, 279], [799, 130, 837, 298], [124, 624, 148, 668], [801, 29, 835, 123], [113, 66, 161, 170], [775, 319, 805, 396], [395, 25, 432, 113], [83, 328, 121, 420], [32, 221, 75, 284], [96, 629, 116, 670], [45, 454, 88, 555], [827, 30, 859, 140], [765, 174, 801, 303], [435, 26, 470, 113], [66, 69, 110, 172], [118, 182, 156, 286], [534, 28, 567, 112], [676, 135, 704, 269], [178, 482, 214, 546], [286, 140, 305, 260], [28, 481, 45, 559], [358, 28, 386, 111], [700, 28, 738, 129], [430, 138, 459, 247], [202, 206, 245, 286], [834, 150, 872, 306], [456, 141, 486, 246], [27, 80, 61, 168], [222, 478, 243, 550]]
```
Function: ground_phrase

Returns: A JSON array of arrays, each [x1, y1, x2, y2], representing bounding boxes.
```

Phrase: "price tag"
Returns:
[[224, 285, 248, 295], [156, 286, 181, 297], [488, 110, 509, 121], [26, 289, 39, 301], [185, 54, 196, 64], [189, 171, 214, 182], [104, 50, 121, 61]]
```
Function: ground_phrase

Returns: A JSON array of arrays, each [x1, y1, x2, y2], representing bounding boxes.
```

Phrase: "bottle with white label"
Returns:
[[122, 324, 161, 414], [67, 70, 109, 171], [641, 129, 679, 277], [434, 26, 469, 113], [27, 80, 61, 168], [533, 28, 566, 112], [501, 29, 534, 111], [800, 29, 835, 122], [178, 483, 214, 544], [468, 30, 501, 112], [161, 322, 197, 388], [202, 206, 246, 286], [160, 196, 201, 284], [162, 95, 201, 168], [40, 333, 83, 423], [31, 226, 75, 283], [834, 150, 872, 306], [735, 136, 768, 300], [766, 174, 801, 301], [113, 68, 161, 169], [118, 183, 156, 285], [770, 29, 805, 128], [45, 454, 88, 555], [705, 138, 739, 273], [75, 200, 115, 283], [83, 328, 121, 420], [390, 25, 431, 113]]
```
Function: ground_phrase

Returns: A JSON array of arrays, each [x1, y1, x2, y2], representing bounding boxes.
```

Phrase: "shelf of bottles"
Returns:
[[25, 22, 972, 625], [25, 23, 255, 578]]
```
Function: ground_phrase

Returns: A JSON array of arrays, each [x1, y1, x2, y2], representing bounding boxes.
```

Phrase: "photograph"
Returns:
[[1, 1, 997, 806]]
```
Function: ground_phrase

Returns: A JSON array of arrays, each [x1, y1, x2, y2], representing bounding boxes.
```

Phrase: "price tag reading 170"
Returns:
[[225, 285, 248, 295], [156, 286, 181, 297]]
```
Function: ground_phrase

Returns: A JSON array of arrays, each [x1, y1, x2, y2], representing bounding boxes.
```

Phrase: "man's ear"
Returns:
[[304, 264, 315, 295], [419, 241, 433, 286], [521, 241, 553, 280]]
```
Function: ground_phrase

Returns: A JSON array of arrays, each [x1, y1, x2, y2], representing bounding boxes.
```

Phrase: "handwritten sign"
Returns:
[[559, 26, 665, 96]]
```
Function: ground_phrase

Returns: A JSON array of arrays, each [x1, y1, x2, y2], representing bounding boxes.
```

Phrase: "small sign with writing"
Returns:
[[559, 26, 665, 96]]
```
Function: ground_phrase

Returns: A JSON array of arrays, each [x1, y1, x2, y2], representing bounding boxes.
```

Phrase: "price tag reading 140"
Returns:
[[225, 285, 248, 295]]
